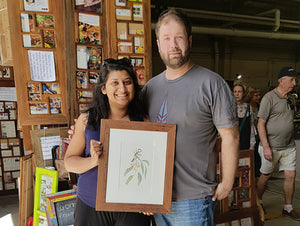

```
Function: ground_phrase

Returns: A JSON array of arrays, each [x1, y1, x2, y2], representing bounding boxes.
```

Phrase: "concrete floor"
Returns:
[[0, 178, 300, 226], [263, 177, 300, 226]]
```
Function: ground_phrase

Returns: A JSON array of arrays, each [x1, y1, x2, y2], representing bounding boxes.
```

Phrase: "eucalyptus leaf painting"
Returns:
[[105, 129, 167, 205]]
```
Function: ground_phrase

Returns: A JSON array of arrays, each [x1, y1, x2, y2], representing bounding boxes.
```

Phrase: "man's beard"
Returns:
[[160, 46, 190, 69]]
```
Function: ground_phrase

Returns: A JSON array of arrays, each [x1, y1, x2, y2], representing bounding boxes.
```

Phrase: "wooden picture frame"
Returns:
[[33, 167, 58, 226], [96, 119, 176, 213], [44, 188, 77, 226]]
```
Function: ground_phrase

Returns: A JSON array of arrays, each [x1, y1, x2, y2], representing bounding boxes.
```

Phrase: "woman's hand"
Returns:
[[90, 139, 103, 166]]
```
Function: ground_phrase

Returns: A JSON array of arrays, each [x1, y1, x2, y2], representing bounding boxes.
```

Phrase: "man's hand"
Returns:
[[263, 146, 273, 162], [212, 182, 232, 201]]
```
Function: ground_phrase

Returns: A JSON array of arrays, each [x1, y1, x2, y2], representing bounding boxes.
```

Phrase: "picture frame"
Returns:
[[33, 167, 58, 226], [44, 188, 77, 226], [96, 119, 176, 213]]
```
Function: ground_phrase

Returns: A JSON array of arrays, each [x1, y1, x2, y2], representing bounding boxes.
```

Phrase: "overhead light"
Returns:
[[236, 74, 242, 79]]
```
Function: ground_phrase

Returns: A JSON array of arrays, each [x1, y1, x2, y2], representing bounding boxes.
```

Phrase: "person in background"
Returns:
[[233, 83, 255, 150], [244, 87, 261, 179], [141, 8, 239, 226], [64, 58, 151, 226], [256, 66, 300, 221]]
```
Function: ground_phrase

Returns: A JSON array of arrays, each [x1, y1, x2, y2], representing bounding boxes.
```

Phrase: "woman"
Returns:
[[64, 58, 150, 226], [233, 83, 255, 150], [244, 87, 261, 178]]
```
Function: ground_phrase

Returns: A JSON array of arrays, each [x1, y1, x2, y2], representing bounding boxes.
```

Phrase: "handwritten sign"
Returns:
[[54, 198, 76, 226]]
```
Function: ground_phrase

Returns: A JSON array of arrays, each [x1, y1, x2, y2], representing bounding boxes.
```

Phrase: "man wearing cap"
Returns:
[[256, 66, 300, 220]]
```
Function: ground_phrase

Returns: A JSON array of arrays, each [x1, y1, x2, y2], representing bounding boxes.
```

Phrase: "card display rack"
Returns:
[[74, 0, 104, 113], [73, 0, 152, 115], [0, 66, 23, 192], [215, 149, 260, 226], [8, 0, 68, 125], [112, 0, 151, 86]]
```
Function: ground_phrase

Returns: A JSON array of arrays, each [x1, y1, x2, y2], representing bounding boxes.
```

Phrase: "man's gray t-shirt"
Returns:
[[142, 65, 238, 201], [257, 88, 295, 150]]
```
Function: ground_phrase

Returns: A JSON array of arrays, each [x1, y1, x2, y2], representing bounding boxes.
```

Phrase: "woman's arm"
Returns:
[[64, 113, 101, 174]]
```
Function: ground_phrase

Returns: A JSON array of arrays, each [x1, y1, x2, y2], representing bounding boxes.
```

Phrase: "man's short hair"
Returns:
[[155, 8, 192, 39]]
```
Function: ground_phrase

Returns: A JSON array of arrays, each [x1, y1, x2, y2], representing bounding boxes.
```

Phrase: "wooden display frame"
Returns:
[[7, 0, 68, 125], [96, 119, 176, 213], [215, 149, 260, 225]]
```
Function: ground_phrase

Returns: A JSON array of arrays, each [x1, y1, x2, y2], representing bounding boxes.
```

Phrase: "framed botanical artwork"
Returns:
[[33, 167, 58, 226], [96, 119, 176, 213]]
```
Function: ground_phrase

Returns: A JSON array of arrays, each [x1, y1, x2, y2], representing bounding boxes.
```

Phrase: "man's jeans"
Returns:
[[154, 196, 216, 226]]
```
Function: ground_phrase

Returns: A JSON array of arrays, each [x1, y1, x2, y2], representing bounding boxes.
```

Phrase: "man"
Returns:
[[142, 8, 239, 225], [256, 66, 300, 221]]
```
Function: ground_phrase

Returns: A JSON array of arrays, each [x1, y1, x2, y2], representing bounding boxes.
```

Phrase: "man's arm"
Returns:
[[212, 125, 239, 201], [257, 118, 273, 161]]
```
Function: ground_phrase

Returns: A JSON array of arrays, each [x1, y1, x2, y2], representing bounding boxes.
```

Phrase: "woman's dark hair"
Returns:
[[86, 58, 145, 129], [155, 8, 192, 39]]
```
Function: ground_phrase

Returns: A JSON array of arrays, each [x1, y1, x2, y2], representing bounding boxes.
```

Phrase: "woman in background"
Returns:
[[64, 58, 150, 226], [245, 87, 261, 179], [233, 83, 256, 150]]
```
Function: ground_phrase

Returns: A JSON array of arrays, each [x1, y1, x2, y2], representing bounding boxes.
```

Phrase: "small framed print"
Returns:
[[89, 72, 100, 84], [116, 8, 131, 20], [77, 46, 102, 70], [5, 102, 16, 109], [238, 188, 249, 201], [36, 14, 54, 27], [49, 97, 61, 114], [1, 121, 17, 138], [42, 83, 60, 94], [29, 103, 48, 115], [228, 190, 237, 208], [241, 167, 249, 187], [76, 71, 88, 89], [9, 110, 16, 120], [96, 119, 176, 213], [13, 146, 21, 156], [1, 149, 12, 157], [133, 4, 143, 21], [117, 22, 128, 40], [23, 34, 42, 48], [78, 13, 101, 45], [3, 67, 12, 79], [0, 139, 8, 149], [130, 57, 143, 67], [118, 42, 133, 53], [115, 0, 126, 7], [21, 13, 34, 32], [129, 23, 144, 35], [43, 29, 55, 48], [24, 0, 49, 12], [77, 90, 93, 102], [0, 113, 9, 120], [75, 0, 101, 13], [9, 138, 20, 146], [134, 37, 144, 53], [135, 68, 145, 85]]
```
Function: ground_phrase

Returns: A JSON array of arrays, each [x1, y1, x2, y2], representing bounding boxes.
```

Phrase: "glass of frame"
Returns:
[[96, 119, 176, 213], [33, 167, 58, 226]]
